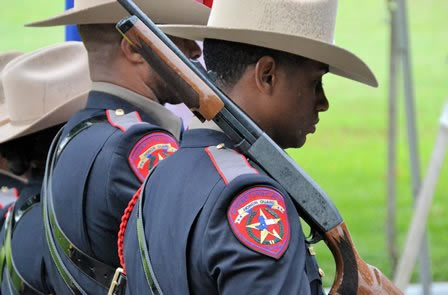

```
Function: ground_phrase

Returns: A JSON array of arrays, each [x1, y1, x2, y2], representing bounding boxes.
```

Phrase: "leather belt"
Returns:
[[47, 199, 116, 289], [3, 194, 46, 294], [43, 115, 118, 293], [136, 171, 163, 295]]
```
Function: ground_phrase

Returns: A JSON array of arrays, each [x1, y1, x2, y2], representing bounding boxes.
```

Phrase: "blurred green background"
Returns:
[[1, 0, 447, 287]]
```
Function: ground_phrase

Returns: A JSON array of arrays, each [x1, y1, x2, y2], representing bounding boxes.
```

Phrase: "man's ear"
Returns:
[[254, 56, 277, 95], [120, 38, 145, 64]]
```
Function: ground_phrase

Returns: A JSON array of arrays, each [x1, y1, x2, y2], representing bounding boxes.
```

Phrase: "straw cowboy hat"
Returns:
[[160, 0, 378, 87], [26, 0, 210, 27], [0, 52, 23, 123], [0, 42, 91, 144]]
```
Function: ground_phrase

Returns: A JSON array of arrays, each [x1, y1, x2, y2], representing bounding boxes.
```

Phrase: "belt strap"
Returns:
[[3, 194, 45, 295], [54, 115, 116, 289], [137, 176, 163, 295], [43, 115, 111, 294], [43, 128, 86, 295], [47, 194, 116, 289]]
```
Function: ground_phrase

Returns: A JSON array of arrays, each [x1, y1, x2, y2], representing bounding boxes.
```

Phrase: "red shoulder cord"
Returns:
[[117, 186, 142, 274]]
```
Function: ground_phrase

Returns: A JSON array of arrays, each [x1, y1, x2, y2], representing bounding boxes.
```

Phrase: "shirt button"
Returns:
[[115, 109, 125, 116]]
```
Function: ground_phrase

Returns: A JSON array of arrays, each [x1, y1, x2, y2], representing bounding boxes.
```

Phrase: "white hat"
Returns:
[[0, 52, 23, 122], [26, 0, 210, 27], [0, 42, 91, 143], [159, 0, 378, 87]]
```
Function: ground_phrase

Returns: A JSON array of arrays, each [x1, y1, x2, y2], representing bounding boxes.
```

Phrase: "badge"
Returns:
[[128, 132, 179, 181], [227, 186, 290, 259]]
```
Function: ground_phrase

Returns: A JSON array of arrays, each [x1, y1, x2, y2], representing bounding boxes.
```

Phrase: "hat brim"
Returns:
[[0, 92, 88, 144], [159, 25, 378, 88], [26, 0, 209, 27]]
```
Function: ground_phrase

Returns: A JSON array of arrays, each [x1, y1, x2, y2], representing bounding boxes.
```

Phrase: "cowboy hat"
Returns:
[[26, 0, 210, 27], [159, 0, 378, 87], [0, 42, 91, 144], [0, 52, 23, 104], [0, 52, 23, 125]]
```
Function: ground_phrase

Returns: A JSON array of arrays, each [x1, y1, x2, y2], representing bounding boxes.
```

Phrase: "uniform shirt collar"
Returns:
[[88, 82, 182, 139]]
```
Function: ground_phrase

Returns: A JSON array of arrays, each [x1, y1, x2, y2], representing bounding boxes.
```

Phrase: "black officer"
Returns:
[[121, 0, 378, 293], [27, 0, 210, 293]]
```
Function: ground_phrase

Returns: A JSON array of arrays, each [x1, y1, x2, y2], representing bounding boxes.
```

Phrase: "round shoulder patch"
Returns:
[[227, 186, 290, 259], [128, 132, 179, 182]]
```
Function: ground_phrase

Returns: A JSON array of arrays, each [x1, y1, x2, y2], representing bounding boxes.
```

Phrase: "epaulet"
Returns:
[[106, 109, 144, 132], [0, 186, 19, 209], [205, 144, 259, 185]]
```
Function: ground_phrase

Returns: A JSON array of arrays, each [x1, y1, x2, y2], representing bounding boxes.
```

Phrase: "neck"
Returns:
[[89, 63, 160, 104]]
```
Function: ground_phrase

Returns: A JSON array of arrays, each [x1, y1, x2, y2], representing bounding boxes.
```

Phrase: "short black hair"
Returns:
[[203, 39, 306, 88], [77, 24, 123, 66], [0, 124, 63, 176]]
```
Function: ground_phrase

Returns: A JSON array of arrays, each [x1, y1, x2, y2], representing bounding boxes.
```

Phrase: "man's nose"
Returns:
[[316, 93, 329, 112], [186, 40, 202, 60]]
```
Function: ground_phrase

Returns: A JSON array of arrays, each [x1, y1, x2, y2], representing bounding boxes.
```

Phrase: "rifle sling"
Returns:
[[2, 194, 45, 295], [136, 171, 163, 295], [42, 115, 118, 294]]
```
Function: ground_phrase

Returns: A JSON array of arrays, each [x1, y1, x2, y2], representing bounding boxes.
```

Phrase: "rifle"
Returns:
[[116, 1, 403, 294]]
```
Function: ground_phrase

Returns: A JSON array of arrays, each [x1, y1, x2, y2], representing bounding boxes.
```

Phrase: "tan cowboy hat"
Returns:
[[0, 42, 91, 144], [26, 0, 210, 27], [159, 0, 378, 87], [0, 52, 24, 124], [0, 52, 23, 104]]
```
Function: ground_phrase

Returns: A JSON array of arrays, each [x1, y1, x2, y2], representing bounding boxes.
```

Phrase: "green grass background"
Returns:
[[1, 0, 447, 287]]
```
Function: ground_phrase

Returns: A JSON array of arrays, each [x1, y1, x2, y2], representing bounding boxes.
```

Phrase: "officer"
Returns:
[[0, 52, 26, 211], [121, 0, 378, 294], [27, 0, 210, 293], [0, 42, 91, 294]]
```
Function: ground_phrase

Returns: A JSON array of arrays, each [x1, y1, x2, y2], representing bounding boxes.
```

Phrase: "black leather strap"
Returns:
[[136, 173, 163, 295], [42, 115, 114, 294], [43, 128, 86, 294], [2, 194, 44, 295], [47, 195, 116, 289], [56, 116, 106, 159]]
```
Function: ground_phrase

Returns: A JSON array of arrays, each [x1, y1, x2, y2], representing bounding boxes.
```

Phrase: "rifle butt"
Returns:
[[325, 223, 403, 295]]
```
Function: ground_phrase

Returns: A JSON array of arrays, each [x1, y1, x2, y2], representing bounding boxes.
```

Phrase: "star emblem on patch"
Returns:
[[227, 186, 290, 259]]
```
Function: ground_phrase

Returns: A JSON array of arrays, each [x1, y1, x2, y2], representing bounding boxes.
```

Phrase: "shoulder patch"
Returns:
[[227, 186, 290, 259], [106, 110, 144, 132], [128, 132, 179, 182], [205, 146, 258, 185]]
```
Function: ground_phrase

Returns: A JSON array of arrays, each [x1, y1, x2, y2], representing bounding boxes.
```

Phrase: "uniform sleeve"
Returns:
[[201, 182, 317, 295], [105, 125, 179, 220]]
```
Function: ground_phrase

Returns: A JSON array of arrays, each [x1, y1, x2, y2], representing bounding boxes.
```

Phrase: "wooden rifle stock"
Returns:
[[117, 16, 224, 121], [116, 11, 402, 295], [326, 223, 402, 294]]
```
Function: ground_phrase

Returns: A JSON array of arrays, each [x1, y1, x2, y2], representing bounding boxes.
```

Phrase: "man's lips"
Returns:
[[310, 119, 319, 133]]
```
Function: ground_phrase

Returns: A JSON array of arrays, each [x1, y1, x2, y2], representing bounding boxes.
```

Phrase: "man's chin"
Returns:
[[295, 138, 306, 149], [282, 136, 306, 150]]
